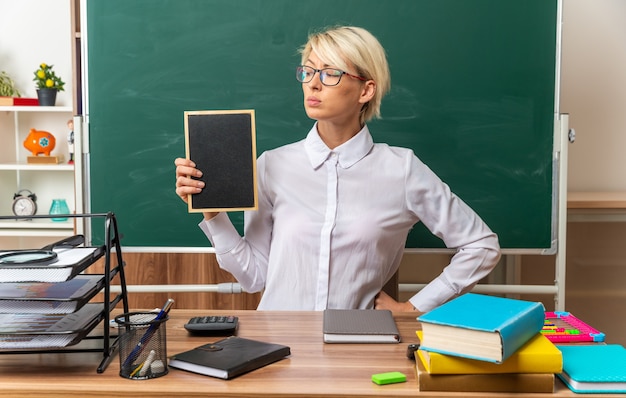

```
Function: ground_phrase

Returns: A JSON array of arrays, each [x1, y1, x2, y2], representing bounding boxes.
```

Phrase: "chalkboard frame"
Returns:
[[184, 110, 258, 212], [84, 0, 560, 252]]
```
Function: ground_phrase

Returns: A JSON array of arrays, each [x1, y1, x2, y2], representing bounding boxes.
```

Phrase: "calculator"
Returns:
[[184, 315, 239, 336]]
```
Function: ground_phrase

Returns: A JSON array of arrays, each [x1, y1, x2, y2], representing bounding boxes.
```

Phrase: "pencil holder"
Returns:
[[114, 311, 169, 380]]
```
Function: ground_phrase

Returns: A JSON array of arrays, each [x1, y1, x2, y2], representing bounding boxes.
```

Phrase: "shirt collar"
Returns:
[[304, 123, 374, 169]]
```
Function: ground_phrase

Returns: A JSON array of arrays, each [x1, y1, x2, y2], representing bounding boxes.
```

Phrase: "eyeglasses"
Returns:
[[296, 65, 367, 86]]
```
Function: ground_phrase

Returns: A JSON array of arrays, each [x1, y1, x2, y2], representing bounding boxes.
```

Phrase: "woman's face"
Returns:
[[301, 51, 372, 127]]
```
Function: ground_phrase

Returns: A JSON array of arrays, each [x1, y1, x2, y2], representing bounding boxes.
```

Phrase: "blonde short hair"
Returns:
[[299, 26, 391, 124]]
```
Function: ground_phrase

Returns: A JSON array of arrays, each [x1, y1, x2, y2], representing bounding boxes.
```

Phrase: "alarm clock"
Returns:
[[12, 189, 37, 217]]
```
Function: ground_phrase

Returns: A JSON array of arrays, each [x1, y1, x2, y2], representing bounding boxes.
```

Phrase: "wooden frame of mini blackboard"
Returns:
[[184, 110, 258, 212]]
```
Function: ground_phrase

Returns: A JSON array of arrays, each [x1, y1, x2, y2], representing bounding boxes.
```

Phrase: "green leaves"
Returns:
[[0, 71, 21, 97]]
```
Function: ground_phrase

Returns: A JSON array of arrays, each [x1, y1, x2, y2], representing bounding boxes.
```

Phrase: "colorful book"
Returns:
[[418, 293, 545, 363], [169, 336, 291, 379], [416, 331, 562, 374], [542, 311, 605, 343], [557, 344, 626, 393], [323, 309, 401, 343], [415, 351, 555, 393]]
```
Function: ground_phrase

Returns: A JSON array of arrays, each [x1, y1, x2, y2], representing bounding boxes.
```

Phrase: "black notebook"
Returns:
[[323, 309, 401, 343], [168, 336, 290, 379]]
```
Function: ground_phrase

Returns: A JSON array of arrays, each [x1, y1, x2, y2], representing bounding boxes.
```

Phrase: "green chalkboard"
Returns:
[[85, 0, 558, 250]]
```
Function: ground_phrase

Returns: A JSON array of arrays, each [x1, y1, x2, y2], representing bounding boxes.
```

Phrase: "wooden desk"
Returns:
[[0, 310, 620, 397]]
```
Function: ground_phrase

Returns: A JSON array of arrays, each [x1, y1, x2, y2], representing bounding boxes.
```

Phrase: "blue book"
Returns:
[[418, 293, 545, 363], [557, 344, 626, 393]]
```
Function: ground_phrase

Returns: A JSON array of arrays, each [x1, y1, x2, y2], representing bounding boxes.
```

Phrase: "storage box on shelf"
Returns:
[[0, 106, 78, 243]]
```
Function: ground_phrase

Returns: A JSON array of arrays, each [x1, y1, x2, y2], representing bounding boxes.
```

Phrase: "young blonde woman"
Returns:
[[175, 26, 501, 312]]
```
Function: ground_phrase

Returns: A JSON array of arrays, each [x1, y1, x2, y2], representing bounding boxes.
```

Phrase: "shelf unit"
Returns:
[[0, 106, 79, 245], [0, 212, 129, 373]]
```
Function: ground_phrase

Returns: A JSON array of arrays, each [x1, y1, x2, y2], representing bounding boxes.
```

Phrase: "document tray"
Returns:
[[0, 303, 104, 350], [0, 246, 104, 283], [0, 274, 108, 314]]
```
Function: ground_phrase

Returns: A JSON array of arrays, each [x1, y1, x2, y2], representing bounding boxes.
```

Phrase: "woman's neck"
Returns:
[[317, 120, 363, 149]]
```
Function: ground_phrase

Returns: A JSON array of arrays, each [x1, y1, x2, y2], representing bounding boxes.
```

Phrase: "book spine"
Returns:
[[13, 98, 39, 106], [418, 347, 562, 374], [416, 361, 555, 393], [418, 372, 555, 393], [499, 302, 545, 361]]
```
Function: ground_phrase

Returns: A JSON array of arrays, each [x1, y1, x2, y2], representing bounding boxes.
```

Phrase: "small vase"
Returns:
[[49, 199, 70, 221], [37, 88, 57, 106]]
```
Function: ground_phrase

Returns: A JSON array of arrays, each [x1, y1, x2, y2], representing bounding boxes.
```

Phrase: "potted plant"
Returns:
[[0, 70, 21, 97], [33, 62, 65, 106]]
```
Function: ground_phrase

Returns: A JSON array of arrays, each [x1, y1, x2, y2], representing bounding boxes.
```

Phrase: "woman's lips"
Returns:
[[306, 96, 321, 107]]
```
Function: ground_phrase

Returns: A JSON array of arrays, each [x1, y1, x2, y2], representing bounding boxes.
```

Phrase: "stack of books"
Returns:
[[0, 97, 39, 106], [415, 293, 562, 393]]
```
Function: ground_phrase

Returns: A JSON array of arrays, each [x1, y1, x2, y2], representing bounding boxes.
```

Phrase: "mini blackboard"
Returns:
[[184, 110, 257, 212]]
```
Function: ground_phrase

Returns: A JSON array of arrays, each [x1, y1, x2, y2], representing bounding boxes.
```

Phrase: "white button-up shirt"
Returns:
[[200, 124, 500, 311]]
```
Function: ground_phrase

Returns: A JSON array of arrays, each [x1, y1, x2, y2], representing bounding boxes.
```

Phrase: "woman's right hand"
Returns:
[[174, 158, 219, 221], [175, 158, 204, 203]]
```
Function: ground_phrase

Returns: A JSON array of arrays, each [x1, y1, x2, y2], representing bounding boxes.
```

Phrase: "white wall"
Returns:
[[0, 0, 74, 249], [562, 0, 626, 191], [0, 0, 72, 106]]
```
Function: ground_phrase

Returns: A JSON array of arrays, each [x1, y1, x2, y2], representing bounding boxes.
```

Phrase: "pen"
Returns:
[[122, 298, 174, 369]]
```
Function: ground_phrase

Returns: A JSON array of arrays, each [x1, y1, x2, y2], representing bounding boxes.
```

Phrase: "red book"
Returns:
[[13, 97, 39, 106]]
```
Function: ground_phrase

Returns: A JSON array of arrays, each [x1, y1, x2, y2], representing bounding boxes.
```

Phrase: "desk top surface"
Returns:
[[0, 309, 620, 398], [568, 191, 626, 209]]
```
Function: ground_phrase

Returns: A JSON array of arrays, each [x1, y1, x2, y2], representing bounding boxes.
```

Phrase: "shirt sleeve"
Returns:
[[198, 154, 273, 293], [403, 152, 501, 312]]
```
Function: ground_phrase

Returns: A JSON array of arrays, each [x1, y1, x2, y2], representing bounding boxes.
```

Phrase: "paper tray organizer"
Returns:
[[0, 212, 129, 373], [0, 274, 112, 314], [0, 303, 105, 350], [0, 246, 104, 283]]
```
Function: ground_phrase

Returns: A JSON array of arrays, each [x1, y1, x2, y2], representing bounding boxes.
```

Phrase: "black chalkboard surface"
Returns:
[[85, 0, 559, 250], [185, 110, 257, 212]]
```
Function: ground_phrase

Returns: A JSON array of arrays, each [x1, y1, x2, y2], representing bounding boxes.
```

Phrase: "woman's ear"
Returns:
[[359, 80, 376, 104]]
